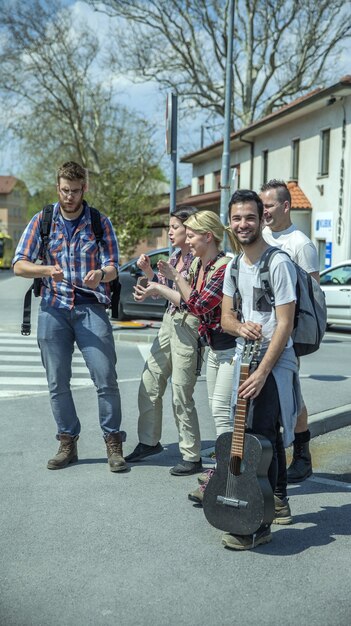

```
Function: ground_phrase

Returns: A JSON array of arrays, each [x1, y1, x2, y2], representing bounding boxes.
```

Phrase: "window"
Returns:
[[230, 164, 241, 190], [262, 150, 268, 184], [198, 176, 205, 194], [320, 129, 330, 176], [320, 265, 351, 286], [291, 139, 300, 180], [214, 170, 221, 189], [214, 165, 240, 191]]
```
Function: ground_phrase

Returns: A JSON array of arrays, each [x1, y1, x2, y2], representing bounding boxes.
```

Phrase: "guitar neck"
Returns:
[[231, 363, 250, 459]]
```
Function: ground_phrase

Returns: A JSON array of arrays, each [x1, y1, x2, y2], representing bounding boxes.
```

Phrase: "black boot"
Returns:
[[287, 432, 312, 483]]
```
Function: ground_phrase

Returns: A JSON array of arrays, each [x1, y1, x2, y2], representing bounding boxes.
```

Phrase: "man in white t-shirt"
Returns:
[[260, 179, 319, 484], [220, 189, 301, 550]]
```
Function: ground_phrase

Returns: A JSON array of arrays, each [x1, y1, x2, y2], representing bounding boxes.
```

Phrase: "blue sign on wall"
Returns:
[[325, 242, 332, 269]]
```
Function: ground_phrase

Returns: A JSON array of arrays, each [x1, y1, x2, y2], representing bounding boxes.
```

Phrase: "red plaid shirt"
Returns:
[[153, 249, 193, 314], [183, 252, 230, 344]]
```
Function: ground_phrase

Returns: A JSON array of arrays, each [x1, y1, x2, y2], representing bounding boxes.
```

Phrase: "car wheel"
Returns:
[[114, 300, 128, 321]]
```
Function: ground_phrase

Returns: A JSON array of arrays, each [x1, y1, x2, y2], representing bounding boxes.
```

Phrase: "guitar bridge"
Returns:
[[217, 495, 248, 509]]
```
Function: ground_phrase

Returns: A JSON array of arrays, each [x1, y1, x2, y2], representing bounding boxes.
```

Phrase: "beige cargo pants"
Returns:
[[137, 310, 201, 461]]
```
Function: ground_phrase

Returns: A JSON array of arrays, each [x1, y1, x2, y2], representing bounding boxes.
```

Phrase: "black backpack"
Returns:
[[230, 247, 327, 357], [21, 204, 121, 335]]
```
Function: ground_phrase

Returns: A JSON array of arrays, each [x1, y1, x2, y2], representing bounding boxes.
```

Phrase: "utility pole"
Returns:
[[219, 0, 235, 244], [166, 92, 178, 213], [166, 92, 178, 255]]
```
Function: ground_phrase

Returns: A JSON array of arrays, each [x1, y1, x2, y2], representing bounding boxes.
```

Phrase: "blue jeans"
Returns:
[[37, 302, 123, 438]]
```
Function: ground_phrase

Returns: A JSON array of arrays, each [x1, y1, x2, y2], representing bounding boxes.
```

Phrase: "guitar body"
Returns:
[[203, 431, 274, 536]]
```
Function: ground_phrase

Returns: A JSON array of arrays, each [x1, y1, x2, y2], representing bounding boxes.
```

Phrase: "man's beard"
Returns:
[[239, 230, 260, 245]]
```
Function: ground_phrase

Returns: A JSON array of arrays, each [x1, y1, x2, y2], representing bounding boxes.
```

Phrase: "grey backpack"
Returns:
[[230, 246, 327, 357]]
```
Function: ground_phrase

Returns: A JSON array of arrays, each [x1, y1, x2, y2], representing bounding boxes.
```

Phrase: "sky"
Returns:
[[0, 0, 350, 189], [70, 1, 211, 188], [0, 0, 205, 188]]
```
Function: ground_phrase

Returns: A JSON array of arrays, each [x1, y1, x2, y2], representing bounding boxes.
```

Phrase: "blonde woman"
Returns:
[[134, 210, 240, 488], [158, 210, 240, 437]]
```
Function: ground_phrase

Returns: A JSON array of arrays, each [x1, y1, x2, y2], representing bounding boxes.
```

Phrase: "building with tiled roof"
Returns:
[[175, 75, 351, 267], [0, 176, 18, 195], [287, 181, 312, 211], [0, 176, 29, 250]]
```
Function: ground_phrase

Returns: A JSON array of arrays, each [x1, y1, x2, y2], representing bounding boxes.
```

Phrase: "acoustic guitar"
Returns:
[[203, 340, 274, 535]]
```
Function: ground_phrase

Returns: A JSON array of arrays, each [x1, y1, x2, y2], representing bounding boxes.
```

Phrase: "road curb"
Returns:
[[309, 403, 351, 438]]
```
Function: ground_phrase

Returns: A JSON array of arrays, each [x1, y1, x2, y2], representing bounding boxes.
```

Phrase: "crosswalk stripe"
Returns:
[[0, 365, 90, 373], [0, 377, 92, 386], [0, 354, 83, 362], [0, 331, 93, 394], [0, 338, 39, 345], [0, 331, 152, 398]]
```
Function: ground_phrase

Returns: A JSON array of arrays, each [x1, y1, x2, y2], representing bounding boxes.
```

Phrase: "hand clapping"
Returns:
[[157, 259, 176, 280]]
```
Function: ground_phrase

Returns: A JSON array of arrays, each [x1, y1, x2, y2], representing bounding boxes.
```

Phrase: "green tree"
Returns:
[[0, 0, 166, 256]]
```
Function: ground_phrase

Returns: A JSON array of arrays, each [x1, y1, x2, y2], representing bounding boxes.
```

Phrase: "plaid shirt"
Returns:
[[13, 201, 119, 310], [184, 252, 230, 344], [153, 249, 193, 314]]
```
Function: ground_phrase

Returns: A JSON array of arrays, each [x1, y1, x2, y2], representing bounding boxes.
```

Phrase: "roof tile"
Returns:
[[288, 180, 312, 210], [0, 176, 18, 194]]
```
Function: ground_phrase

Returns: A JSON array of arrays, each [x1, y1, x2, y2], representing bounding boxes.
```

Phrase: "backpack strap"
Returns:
[[21, 286, 33, 336], [40, 204, 54, 256], [207, 255, 231, 280], [90, 206, 103, 244], [21, 204, 54, 335], [88, 207, 122, 318], [188, 257, 200, 287], [188, 255, 231, 288], [230, 252, 244, 320], [259, 246, 292, 308]]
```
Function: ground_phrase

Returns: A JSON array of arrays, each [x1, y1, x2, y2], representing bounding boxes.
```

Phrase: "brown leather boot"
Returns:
[[105, 432, 128, 472], [47, 434, 79, 470]]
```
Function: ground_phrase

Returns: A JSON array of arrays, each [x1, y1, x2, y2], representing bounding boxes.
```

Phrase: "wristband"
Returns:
[[100, 268, 106, 281]]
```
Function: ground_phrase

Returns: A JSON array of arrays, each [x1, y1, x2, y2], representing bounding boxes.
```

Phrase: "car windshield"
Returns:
[[149, 252, 169, 271], [320, 265, 351, 285]]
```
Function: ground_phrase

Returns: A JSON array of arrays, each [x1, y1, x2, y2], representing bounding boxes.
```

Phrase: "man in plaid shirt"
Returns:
[[13, 161, 127, 473]]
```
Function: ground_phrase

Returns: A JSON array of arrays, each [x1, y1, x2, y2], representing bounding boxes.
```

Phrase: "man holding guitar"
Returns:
[[218, 189, 302, 550]]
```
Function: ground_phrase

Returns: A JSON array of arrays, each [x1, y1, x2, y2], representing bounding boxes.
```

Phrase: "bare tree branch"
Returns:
[[89, 0, 351, 126], [0, 0, 166, 256]]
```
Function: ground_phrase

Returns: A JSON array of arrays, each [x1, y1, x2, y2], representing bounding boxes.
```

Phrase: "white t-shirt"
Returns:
[[263, 224, 319, 274], [223, 251, 297, 349]]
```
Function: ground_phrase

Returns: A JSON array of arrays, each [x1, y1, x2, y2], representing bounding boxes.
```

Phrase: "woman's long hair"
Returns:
[[184, 210, 241, 254]]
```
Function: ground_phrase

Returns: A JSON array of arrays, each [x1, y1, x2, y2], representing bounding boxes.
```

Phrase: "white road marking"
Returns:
[[307, 475, 351, 489], [137, 344, 152, 360]]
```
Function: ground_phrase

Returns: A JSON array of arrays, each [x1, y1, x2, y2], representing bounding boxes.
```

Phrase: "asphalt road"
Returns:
[[1, 269, 351, 626]]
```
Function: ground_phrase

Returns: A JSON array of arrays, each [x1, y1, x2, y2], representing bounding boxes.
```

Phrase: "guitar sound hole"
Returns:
[[229, 456, 241, 476]]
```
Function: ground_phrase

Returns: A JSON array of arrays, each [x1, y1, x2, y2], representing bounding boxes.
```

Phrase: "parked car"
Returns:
[[320, 260, 351, 327], [115, 248, 170, 320]]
